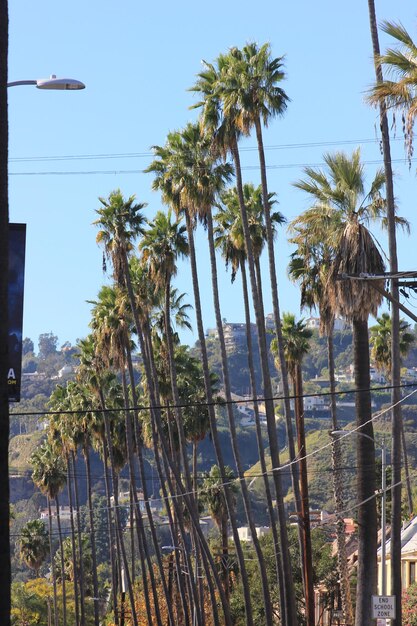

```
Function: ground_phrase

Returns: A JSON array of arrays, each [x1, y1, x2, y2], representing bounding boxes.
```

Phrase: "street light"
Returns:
[[7, 74, 85, 89], [331, 429, 387, 595]]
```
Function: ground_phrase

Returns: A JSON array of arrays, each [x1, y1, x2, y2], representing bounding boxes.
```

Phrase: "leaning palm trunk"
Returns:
[[146, 340, 226, 626], [66, 457, 80, 626], [47, 497, 58, 626], [55, 495, 68, 626], [98, 390, 139, 626], [120, 369, 161, 626], [71, 451, 86, 626], [293, 366, 314, 626], [327, 331, 353, 626], [137, 277, 230, 626], [83, 447, 99, 626], [353, 319, 377, 626], [206, 210, 274, 626], [102, 442, 120, 625], [230, 136, 298, 626], [126, 348, 176, 626], [254, 117, 306, 602], [367, 4, 403, 621], [240, 260, 286, 620]]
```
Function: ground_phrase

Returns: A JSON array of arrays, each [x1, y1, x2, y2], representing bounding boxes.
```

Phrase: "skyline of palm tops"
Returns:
[[7, 24, 417, 626]]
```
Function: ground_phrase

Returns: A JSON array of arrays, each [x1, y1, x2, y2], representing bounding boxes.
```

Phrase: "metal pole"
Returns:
[[381, 442, 387, 596]]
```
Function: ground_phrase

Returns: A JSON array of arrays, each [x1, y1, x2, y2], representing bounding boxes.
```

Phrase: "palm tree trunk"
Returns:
[[47, 497, 58, 626], [327, 332, 353, 626], [367, 5, 402, 620], [102, 442, 119, 625], [71, 451, 86, 626], [139, 280, 230, 626], [66, 457, 80, 626], [83, 448, 99, 626], [207, 209, 273, 626], [129, 487, 135, 584], [240, 260, 286, 621], [185, 213, 241, 610], [120, 368, 160, 626], [125, 340, 174, 618], [55, 495, 68, 626], [294, 366, 314, 626], [353, 318, 377, 626], [0, 4, 10, 621], [98, 389, 139, 626], [230, 136, 298, 626]]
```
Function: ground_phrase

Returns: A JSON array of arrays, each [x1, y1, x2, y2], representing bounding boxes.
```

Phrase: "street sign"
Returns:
[[372, 595, 396, 620]]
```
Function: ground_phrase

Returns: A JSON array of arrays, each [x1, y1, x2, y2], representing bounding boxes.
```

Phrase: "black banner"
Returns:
[[8, 224, 26, 402]]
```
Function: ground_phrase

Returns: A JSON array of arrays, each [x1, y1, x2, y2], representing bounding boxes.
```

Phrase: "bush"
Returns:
[[403, 583, 417, 626]]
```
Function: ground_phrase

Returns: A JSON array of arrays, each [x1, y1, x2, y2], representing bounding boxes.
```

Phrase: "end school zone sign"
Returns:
[[372, 595, 396, 619]]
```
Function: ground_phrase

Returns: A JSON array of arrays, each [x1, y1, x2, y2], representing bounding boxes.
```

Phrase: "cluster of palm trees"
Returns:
[[14, 17, 417, 626]]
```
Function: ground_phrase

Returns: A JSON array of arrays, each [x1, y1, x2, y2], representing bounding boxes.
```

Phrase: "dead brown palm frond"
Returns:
[[327, 223, 385, 322]]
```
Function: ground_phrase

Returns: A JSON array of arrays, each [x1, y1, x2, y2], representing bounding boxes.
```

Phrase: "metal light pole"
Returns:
[[331, 430, 387, 594]]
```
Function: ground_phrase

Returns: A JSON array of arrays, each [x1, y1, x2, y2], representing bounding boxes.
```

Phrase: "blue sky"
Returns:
[[8, 0, 417, 351]]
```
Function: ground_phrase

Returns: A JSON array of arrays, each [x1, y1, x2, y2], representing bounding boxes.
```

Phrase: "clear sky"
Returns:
[[7, 0, 417, 351]]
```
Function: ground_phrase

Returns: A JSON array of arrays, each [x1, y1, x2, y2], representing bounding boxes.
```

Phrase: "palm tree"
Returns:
[[0, 5, 10, 623], [287, 246, 354, 626], [76, 334, 139, 626], [367, 19, 417, 161], [272, 313, 315, 625], [367, 10, 412, 622], [201, 465, 238, 604], [146, 125, 238, 626], [214, 182, 289, 614], [31, 441, 67, 626], [370, 312, 415, 515], [19, 520, 49, 577], [370, 312, 415, 377], [89, 284, 164, 626], [191, 55, 298, 626], [294, 148, 386, 626]]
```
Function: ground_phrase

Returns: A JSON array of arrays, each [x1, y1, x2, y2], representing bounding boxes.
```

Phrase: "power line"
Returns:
[[8, 136, 404, 164], [8, 154, 417, 177], [9, 380, 417, 418]]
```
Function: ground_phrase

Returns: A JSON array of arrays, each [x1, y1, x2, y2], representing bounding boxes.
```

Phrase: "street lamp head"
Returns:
[[36, 75, 85, 90]]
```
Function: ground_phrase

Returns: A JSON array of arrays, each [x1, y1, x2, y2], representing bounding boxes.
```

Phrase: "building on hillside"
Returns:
[[305, 316, 348, 332], [237, 526, 270, 542], [40, 506, 76, 526]]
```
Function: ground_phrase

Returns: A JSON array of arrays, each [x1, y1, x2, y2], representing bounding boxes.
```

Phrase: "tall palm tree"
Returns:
[[76, 334, 139, 626], [272, 313, 315, 626], [201, 465, 238, 604], [191, 55, 298, 626], [214, 181, 288, 614], [0, 3, 10, 623], [89, 284, 164, 626], [287, 245, 354, 626], [31, 441, 67, 626], [367, 10, 412, 622], [19, 519, 49, 578], [146, 128, 246, 626], [294, 148, 386, 626]]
